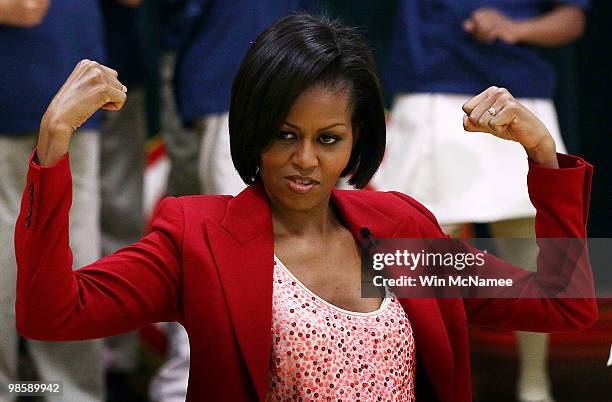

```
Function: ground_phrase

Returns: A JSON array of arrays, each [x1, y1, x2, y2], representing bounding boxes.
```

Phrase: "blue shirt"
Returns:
[[101, 0, 146, 87], [159, 0, 203, 52], [384, 0, 589, 99], [175, 0, 313, 123], [0, 0, 105, 134]]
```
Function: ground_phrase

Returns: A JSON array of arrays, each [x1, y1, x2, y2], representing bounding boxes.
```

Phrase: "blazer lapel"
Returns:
[[333, 190, 456, 402], [204, 184, 274, 402]]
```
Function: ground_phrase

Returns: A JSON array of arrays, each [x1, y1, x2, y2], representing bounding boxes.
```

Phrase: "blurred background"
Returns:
[[0, 1, 610, 401]]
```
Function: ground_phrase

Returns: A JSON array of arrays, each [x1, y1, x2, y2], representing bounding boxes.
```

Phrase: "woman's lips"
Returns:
[[284, 177, 319, 194]]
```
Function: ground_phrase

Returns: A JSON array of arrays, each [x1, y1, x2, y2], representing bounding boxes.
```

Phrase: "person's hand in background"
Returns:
[[463, 4, 586, 47], [463, 7, 519, 44], [0, 0, 50, 27]]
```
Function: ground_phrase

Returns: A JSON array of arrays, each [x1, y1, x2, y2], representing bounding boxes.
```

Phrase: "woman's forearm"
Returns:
[[37, 116, 72, 166], [524, 137, 559, 169]]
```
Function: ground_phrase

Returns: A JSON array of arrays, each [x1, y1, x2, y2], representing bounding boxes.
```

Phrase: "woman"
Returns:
[[14, 14, 596, 402]]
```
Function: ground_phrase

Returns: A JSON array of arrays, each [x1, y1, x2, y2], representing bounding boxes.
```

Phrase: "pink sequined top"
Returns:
[[267, 256, 416, 402]]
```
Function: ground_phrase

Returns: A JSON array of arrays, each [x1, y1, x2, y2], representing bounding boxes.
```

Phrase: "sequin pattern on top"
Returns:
[[266, 256, 416, 402]]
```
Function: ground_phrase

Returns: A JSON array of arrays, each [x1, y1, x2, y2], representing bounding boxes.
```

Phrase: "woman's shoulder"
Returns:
[[175, 194, 234, 207], [156, 194, 234, 225], [339, 189, 445, 232]]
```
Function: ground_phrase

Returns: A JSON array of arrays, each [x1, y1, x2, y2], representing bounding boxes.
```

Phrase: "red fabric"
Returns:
[[14, 151, 597, 402]]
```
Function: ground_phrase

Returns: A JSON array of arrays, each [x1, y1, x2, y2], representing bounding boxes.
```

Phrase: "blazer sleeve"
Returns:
[[14, 151, 184, 341], [394, 153, 598, 333]]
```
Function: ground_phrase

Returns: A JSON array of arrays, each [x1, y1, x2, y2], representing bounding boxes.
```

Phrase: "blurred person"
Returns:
[[98, 0, 149, 399], [157, 0, 205, 198], [13, 14, 598, 402], [0, 1, 107, 401], [100, 0, 146, 258], [375, 1, 589, 401]]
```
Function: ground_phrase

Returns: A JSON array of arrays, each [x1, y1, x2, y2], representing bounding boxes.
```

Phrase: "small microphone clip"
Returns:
[[360, 227, 380, 254]]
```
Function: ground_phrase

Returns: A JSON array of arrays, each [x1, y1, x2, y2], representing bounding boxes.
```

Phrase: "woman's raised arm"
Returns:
[[14, 61, 183, 341]]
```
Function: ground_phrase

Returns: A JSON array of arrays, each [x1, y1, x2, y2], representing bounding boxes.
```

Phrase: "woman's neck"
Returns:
[[271, 199, 340, 238]]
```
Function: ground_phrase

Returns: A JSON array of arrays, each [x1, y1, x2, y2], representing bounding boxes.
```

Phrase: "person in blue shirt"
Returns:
[[98, 1, 151, 400], [373, 2, 589, 401], [0, 1, 107, 401]]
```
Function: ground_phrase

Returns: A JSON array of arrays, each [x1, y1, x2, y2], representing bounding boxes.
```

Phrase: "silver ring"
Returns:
[[487, 106, 497, 116]]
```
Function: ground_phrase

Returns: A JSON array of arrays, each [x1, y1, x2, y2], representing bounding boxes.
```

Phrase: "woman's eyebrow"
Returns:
[[283, 121, 347, 131]]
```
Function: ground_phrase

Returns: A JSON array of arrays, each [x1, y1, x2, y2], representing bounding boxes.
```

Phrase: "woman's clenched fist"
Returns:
[[38, 60, 127, 166], [462, 87, 558, 168]]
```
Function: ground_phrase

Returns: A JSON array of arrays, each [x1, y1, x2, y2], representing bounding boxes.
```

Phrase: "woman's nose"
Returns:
[[291, 141, 318, 170]]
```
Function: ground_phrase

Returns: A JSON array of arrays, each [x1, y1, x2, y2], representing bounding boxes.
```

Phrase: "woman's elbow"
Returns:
[[15, 305, 65, 341], [16, 315, 50, 341]]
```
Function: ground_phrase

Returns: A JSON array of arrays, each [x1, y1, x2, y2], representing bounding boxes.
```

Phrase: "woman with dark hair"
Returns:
[[14, 14, 596, 402]]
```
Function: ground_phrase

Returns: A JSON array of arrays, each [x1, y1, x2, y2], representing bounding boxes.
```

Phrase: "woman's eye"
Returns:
[[319, 134, 338, 145], [278, 131, 296, 140]]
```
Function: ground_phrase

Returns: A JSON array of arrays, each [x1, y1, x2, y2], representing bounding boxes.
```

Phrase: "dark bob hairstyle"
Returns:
[[229, 13, 386, 189]]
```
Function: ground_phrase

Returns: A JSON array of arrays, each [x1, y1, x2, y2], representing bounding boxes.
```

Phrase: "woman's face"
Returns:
[[260, 84, 354, 213]]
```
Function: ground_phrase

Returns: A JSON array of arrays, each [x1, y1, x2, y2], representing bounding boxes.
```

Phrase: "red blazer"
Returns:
[[15, 152, 597, 402]]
